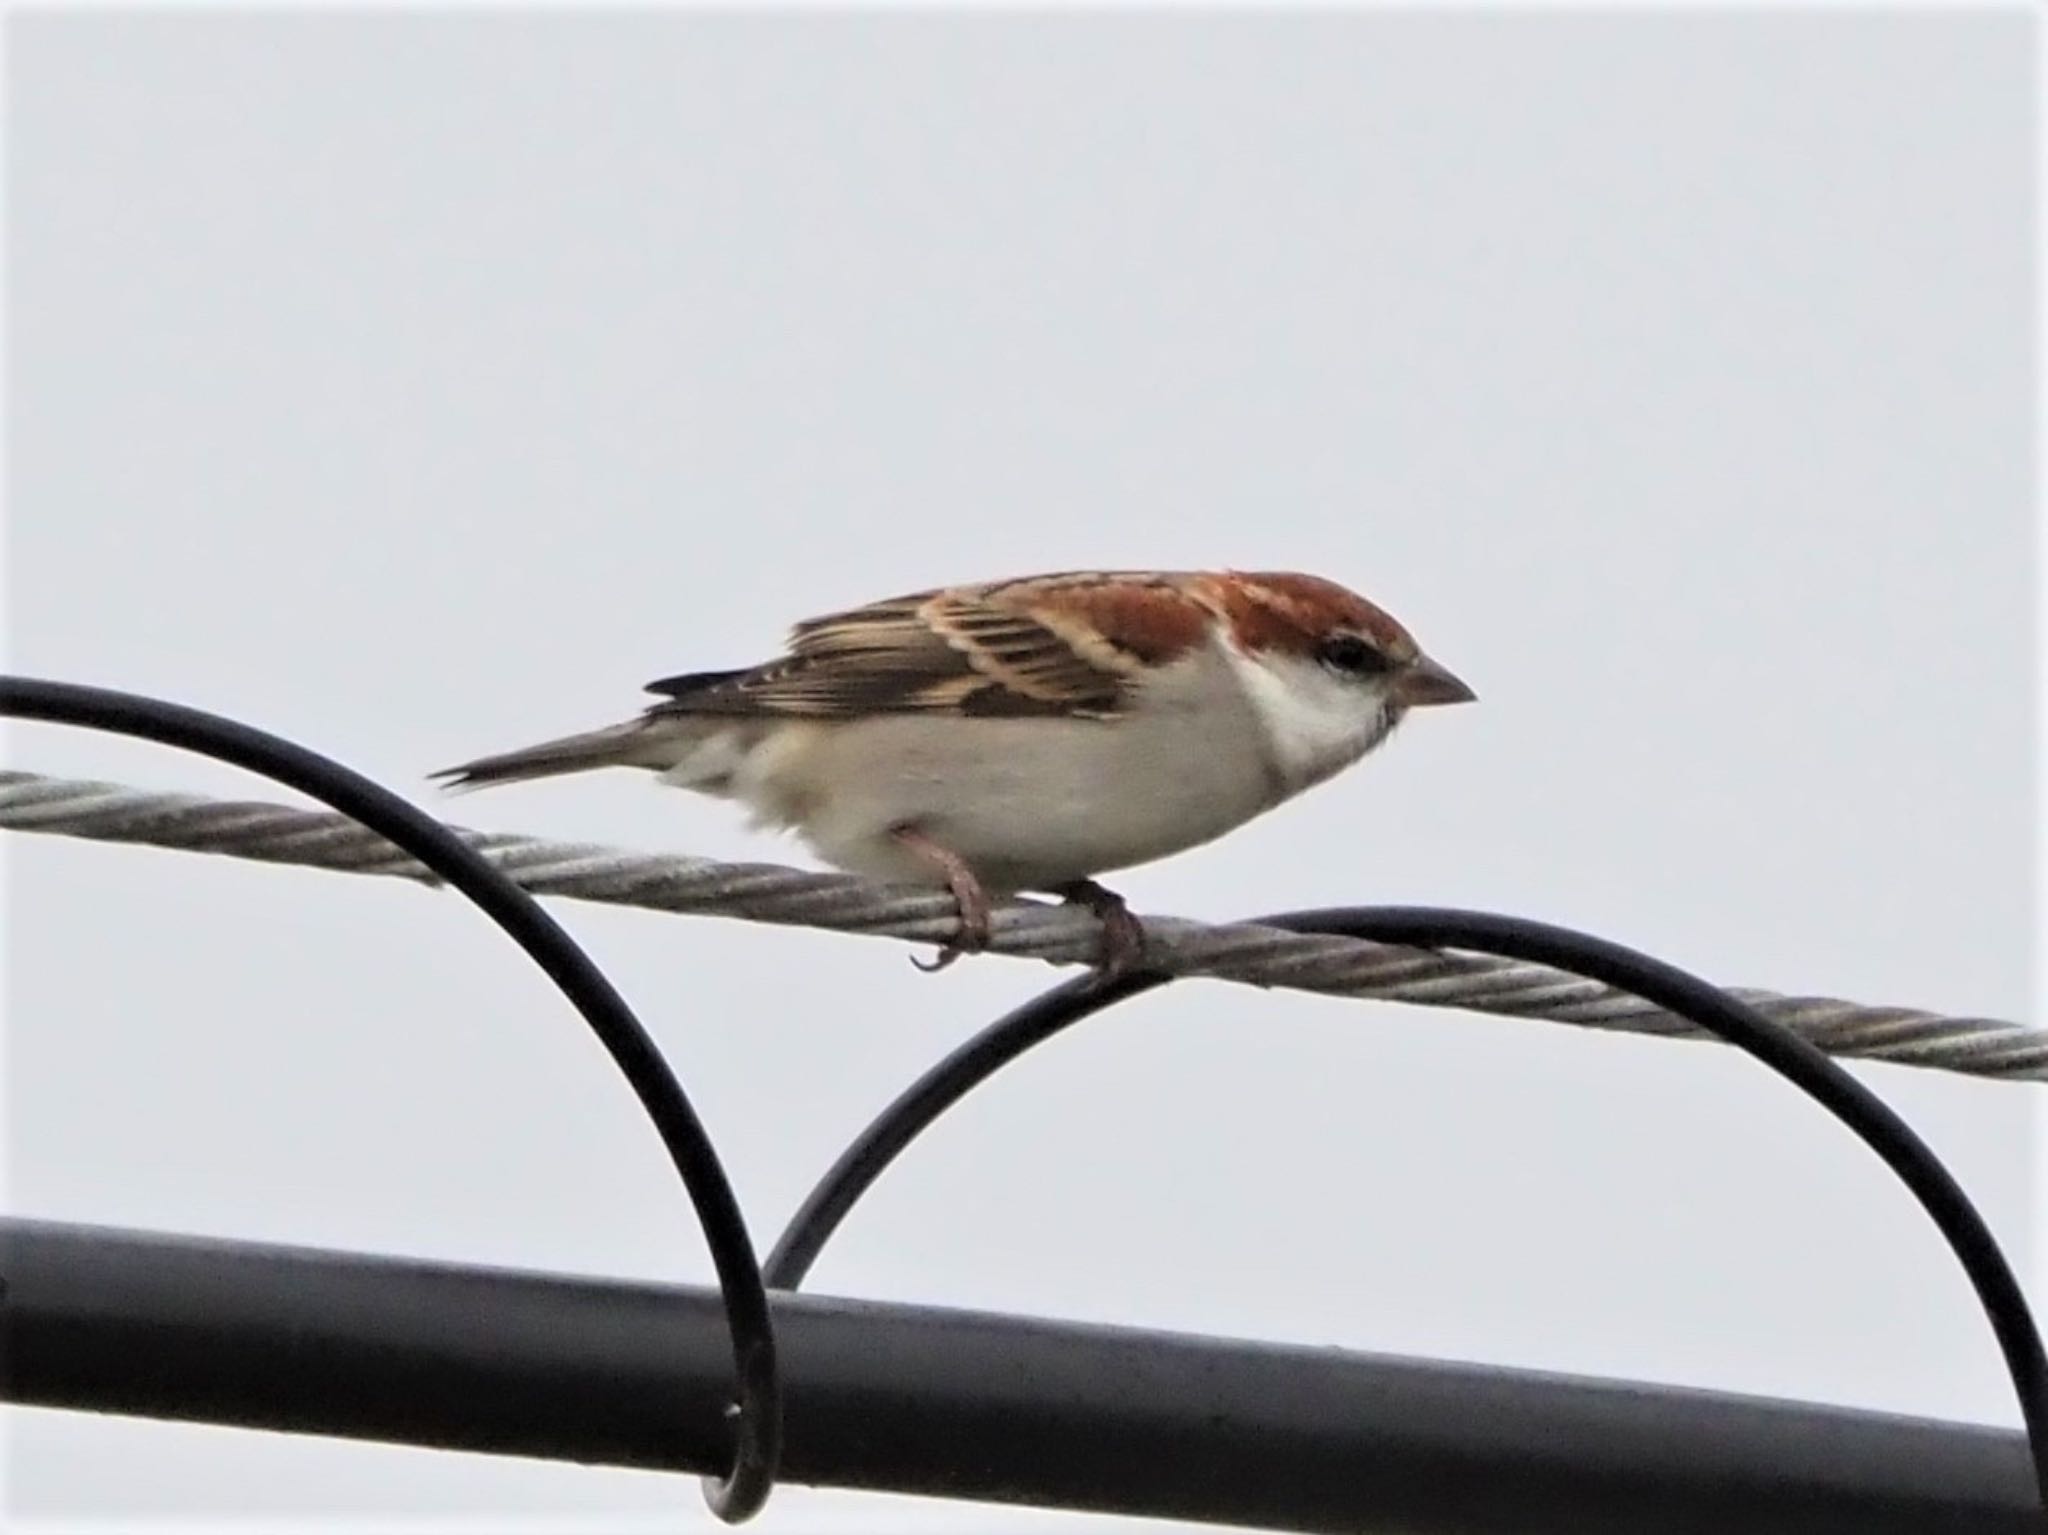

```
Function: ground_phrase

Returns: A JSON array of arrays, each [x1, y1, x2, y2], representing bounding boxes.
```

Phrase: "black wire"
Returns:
[[765, 905, 2048, 1519], [764, 965, 1154, 1290], [0, 677, 782, 1522]]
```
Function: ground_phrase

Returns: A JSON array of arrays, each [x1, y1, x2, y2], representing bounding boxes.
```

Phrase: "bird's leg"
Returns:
[[891, 824, 993, 972], [1052, 878, 1147, 981]]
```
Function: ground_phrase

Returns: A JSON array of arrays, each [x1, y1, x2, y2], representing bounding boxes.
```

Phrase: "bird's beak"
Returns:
[[1393, 654, 1476, 708]]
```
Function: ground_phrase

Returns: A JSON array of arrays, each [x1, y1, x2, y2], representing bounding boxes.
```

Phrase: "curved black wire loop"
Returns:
[[0, 678, 783, 1522], [766, 905, 2048, 1516]]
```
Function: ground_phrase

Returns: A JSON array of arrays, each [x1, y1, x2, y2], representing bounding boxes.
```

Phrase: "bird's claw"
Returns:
[[1058, 879, 1148, 985], [908, 878, 992, 973], [911, 929, 986, 973]]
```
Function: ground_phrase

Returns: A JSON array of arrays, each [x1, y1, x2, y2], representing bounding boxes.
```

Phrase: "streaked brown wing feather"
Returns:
[[643, 573, 1216, 720]]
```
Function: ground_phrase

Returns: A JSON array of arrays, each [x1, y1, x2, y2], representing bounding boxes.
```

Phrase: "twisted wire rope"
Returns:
[[3, 768, 2037, 1081]]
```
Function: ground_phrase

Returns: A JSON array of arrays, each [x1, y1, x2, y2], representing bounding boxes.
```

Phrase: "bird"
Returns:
[[432, 569, 1474, 977]]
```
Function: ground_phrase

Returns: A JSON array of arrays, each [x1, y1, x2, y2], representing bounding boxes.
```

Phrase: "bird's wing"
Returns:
[[643, 572, 1218, 719]]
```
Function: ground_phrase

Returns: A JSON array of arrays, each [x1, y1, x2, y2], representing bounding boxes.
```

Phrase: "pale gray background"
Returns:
[[4, 9, 2037, 1529]]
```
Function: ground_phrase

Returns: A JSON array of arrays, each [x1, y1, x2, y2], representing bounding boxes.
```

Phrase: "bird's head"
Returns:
[[1198, 570, 1475, 791]]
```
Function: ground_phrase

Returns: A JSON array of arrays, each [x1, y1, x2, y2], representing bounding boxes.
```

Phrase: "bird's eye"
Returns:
[[1316, 633, 1385, 675]]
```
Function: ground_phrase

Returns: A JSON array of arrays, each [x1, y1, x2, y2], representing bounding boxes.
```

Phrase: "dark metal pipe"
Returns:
[[0, 1218, 2034, 1533]]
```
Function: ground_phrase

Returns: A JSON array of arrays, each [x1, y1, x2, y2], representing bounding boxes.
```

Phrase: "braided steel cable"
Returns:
[[1, 766, 2039, 1081]]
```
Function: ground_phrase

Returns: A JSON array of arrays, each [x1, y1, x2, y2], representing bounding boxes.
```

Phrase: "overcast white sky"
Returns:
[[4, 9, 2038, 1530]]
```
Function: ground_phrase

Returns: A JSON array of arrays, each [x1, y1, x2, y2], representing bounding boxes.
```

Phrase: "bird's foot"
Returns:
[[910, 886, 992, 972], [893, 825, 995, 973], [1055, 879, 1148, 983]]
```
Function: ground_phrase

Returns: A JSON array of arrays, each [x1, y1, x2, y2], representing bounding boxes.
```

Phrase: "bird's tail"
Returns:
[[430, 717, 673, 794]]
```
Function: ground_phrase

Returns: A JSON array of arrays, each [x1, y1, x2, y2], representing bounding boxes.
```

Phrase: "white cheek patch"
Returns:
[[1224, 647, 1394, 791]]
